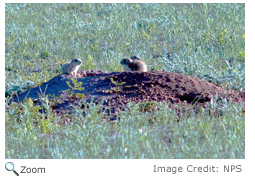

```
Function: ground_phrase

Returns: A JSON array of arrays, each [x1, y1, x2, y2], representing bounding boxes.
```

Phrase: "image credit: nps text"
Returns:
[[153, 165, 242, 174]]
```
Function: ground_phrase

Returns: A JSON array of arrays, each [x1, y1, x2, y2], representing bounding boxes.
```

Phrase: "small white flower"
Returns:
[[139, 128, 143, 133]]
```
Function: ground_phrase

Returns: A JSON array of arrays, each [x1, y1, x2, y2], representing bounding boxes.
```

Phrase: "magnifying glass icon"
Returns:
[[5, 162, 19, 176]]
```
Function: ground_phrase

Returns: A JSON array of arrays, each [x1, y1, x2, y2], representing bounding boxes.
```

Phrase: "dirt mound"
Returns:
[[11, 70, 245, 118]]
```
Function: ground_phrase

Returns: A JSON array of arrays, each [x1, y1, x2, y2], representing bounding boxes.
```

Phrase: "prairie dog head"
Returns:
[[120, 58, 133, 71], [120, 58, 133, 65], [130, 55, 141, 60], [71, 58, 82, 66]]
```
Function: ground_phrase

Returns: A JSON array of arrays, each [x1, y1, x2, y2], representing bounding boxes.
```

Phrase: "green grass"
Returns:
[[5, 3, 245, 159]]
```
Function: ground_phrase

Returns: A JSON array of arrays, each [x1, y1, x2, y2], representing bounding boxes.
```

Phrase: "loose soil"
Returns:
[[11, 70, 245, 120]]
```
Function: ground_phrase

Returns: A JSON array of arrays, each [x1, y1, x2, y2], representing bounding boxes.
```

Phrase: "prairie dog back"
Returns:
[[129, 60, 147, 72]]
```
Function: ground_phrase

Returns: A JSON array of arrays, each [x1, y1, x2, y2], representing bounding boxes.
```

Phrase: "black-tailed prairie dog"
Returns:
[[130, 55, 147, 71], [120, 57, 147, 72], [61, 58, 82, 77]]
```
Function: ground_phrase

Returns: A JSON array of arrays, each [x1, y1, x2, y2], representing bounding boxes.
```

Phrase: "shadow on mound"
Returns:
[[11, 70, 245, 118]]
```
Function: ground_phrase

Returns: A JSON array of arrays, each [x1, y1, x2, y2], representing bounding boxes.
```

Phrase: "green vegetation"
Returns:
[[66, 78, 86, 98], [5, 3, 245, 159], [109, 77, 126, 93]]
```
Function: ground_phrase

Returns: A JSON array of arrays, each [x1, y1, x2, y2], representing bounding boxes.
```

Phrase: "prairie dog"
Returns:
[[130, 55, 147, 71], [61, 58, 82, 77], [120, 58, 147, 72]]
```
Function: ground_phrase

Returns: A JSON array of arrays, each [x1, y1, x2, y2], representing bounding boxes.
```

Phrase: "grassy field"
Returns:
[[5, 3, 245, 159]]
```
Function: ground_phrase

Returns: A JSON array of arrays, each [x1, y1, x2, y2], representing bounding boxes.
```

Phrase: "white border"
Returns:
[[2, 1, 254, 179]]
